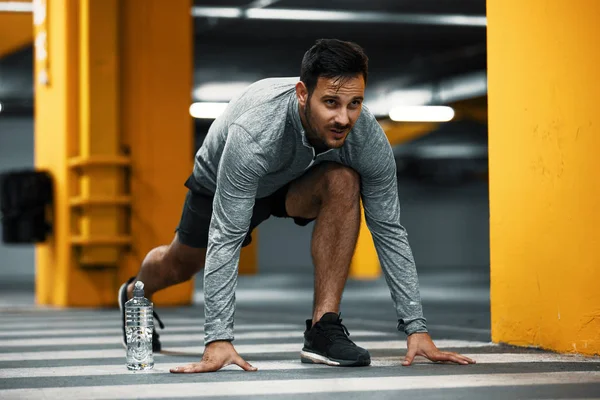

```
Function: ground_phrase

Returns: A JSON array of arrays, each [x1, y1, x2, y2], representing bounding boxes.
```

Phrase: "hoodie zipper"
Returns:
[[305, 147, 317, 170]]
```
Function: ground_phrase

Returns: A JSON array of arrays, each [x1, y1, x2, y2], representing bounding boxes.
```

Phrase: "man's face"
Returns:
[[296, 75, 365, 151]]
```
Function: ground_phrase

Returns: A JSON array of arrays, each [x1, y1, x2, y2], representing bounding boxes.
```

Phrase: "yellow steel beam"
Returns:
[[34, 0, 75, 306], [0, 1, 33, 58], [35, 0, 194, 307], [452, 96, 488, 124], [35, 0, 120, 307], [381, 120, 439, 147], [76, 0, 125, 268], [118, 0, 194, 306], [35, 0, 127, 307]]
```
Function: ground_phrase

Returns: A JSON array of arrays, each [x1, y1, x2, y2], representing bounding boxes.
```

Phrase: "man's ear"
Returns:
[[296, 81, 309, 107]]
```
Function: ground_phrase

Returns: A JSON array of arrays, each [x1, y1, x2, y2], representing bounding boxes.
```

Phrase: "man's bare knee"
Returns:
[[321, 164, 361, 204]]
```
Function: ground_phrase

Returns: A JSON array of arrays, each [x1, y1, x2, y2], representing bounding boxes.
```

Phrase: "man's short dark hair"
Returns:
[[300, 39, 369, 95]]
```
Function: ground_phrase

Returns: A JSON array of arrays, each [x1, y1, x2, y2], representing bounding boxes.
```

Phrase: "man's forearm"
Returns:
[[368, 223, 428, 335]]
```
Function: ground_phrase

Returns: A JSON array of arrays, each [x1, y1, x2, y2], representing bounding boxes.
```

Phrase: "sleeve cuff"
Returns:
[[397, 318, 428, 336], [204, 320, 234, 345]]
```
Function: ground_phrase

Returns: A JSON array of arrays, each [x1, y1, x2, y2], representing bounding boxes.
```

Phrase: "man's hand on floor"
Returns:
[[402, 332, 476, 366], [170, 340, 258, 373]]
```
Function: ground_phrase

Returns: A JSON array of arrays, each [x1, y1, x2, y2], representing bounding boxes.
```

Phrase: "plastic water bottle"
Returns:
[[125, 281, 154, 370]]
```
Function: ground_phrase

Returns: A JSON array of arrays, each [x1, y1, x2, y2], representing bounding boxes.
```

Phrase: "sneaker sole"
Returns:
[[300, 350, 371, 367]]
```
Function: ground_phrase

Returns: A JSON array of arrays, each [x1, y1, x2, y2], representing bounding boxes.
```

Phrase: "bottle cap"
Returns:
[[133, 281, 145, 298]]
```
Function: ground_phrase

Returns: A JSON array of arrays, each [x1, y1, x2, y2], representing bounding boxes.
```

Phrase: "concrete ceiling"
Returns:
[[0, 0, 487, 116]]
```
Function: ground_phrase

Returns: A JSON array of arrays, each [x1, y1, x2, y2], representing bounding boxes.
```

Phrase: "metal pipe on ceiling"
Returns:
[[190, 6, 487, 27]]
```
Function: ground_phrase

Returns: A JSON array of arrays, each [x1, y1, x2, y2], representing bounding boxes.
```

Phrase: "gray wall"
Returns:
[[257, 177, 490, 273], [0, 116, 490, 283], [0, 117, 35, 284]]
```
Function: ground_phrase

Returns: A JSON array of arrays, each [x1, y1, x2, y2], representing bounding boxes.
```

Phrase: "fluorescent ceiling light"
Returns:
[[191, 7, 242, 19], [193, 82, 252, 102], [389, 106, 455, 122], [189, 102, 228, 119], [0, 1, 33, 12], [0, 102, 3, 113]]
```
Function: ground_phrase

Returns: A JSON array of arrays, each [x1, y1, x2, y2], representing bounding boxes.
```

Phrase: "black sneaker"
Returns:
[[300, 312, 371, 367], [118, 277, 165, 352]]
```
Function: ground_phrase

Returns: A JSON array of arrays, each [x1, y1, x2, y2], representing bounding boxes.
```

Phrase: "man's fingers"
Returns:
[[234, 356, 258, 372], [429, 351, 475, 365], [450, 353, 475, 364], [461, 354, 476, 364], [170, 361, 220, 373], [402, 348, 418, 366], [445, 352, 475, 365]]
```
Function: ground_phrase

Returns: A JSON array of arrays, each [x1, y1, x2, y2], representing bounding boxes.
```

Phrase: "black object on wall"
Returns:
[[0, 169, 53, 244]]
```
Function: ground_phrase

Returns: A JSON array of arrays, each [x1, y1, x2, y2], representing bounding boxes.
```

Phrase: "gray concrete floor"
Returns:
[[1, 266, 599, 399]]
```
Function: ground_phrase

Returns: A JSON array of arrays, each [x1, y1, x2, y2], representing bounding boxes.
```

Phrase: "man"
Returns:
[[119, 38, 476, 373]]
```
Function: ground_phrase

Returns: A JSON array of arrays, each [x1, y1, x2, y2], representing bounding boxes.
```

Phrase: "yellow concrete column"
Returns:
[[119, 0, 194, 306], [488, 0, 600, 355], [34, 0, 77, 306], [74, 0, 127, 266], [35, 0, 127, 306], [35, 0, 194, 307], [349, 202, 380, 279]]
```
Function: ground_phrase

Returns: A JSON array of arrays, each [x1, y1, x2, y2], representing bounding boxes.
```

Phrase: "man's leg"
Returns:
[[127, 234, 206, 299], [285, 162, 361, 325]]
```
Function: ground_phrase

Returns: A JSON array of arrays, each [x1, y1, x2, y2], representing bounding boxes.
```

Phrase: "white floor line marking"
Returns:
[[0, 340, 493, 361], [2, 313, 490, 334], [234, 310, 492, 335], [1, 353, 599, 379], [0, 318, 208, 330], [0, 319, 490, 336], [0, 330, 393, 347], [1, 372, 599, 399], [341, 318, 491, 335], [0, 314, 129, 321], [0, 324, 304, 338], [192, 287, 490, 304]]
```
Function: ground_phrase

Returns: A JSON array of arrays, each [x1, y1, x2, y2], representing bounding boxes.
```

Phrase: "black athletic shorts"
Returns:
[[175, 175, 315, 249]]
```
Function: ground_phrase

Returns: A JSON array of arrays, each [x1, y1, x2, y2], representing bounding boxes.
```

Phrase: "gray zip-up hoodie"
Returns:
[[189, 77, 427, 345]]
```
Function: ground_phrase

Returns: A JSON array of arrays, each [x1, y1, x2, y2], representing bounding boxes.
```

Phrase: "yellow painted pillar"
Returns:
[[35, 0, 194, 307], [349, 202, 381, 279], [34, 0, 75, 306], [488, 0, 600, 355], [119, 0, 194, 306], [35, 0, 127, 306]]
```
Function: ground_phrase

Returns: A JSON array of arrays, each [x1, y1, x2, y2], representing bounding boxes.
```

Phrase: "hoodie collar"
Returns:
[[288, 93, 313, 148], [287, 91, 336, 157]]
